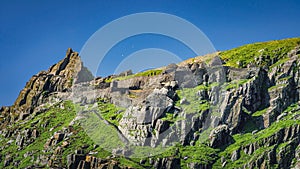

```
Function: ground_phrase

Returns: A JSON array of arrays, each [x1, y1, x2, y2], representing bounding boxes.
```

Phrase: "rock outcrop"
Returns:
[[0, 48, 93, 127], [209, 124, 233, 148]]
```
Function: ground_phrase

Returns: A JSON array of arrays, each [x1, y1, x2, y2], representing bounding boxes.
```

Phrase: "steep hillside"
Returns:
[[0, 37, 300, 169]]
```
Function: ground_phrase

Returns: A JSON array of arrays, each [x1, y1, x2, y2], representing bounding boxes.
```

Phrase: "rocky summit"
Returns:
[[1, 37, 300, 169]]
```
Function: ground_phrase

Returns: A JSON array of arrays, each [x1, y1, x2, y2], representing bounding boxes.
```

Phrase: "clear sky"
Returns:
[[1, 0, 300, 106]]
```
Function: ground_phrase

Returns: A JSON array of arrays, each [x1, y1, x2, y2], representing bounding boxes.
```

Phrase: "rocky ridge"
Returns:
[[0, 38, 300, 169]]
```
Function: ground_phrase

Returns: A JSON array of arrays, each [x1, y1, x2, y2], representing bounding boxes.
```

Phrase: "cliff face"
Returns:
[[0, 38, 300, 169]]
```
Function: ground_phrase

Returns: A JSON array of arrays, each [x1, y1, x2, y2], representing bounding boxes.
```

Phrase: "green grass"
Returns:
[[276, 141, 290, 152], [36, 101, 143, 168], [242, 106, 251, 115], [161, 112, 177, 123], [215, 108, 300, 168], [176, 84, 215, 114], [60, 121, 114, 163], [269, 57, 290, 69], [228, 145, 275, 168], [117, 158, 144, 169], [268, 83, 288, 91], [220, 37, 300, 68], [0, 101, 77, 168], [180, 144, 219, 167], [105, 69, 163, 82], [129, 143, 219, 169], [278, 75, 292, 81], [197, 127, 213, 143], [97, 98, 125, 126], [252, 108, 268, 117], [79, 111, 125, 151], [284, 103, 299, 113], [134, 69, 163, 77], [225, 79, 249, 90], [0, 101, 127, 168]]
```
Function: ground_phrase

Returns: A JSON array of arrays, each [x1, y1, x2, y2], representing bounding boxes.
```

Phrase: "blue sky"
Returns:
[[1, 0, 300, 106]]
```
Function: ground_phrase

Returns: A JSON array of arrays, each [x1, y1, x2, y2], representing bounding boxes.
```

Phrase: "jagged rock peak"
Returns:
[[49, 48, 82, 79], [11, 48, 93, 118]]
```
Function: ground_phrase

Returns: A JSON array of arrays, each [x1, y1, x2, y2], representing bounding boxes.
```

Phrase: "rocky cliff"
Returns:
[[0, 38, 300, 169]]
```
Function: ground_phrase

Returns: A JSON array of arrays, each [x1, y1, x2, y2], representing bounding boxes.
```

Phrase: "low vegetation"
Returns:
[[225, 79, 249, 90], [176, 84, 217, 114], [214, 104, 300, 168], [0, 101, 77, 168], [220, 37, 300, 68], [105, 69, 163, 82], [97, 98, 125, 126]]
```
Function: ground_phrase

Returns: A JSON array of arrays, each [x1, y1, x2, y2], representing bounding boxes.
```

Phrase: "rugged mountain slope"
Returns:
[[0, 37, 300, 169]]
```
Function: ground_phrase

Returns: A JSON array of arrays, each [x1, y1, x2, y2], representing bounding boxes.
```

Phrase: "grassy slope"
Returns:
[[0, 101, 77, 168], [220, 37, 300, 68], [0, 101, 145, 169]]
